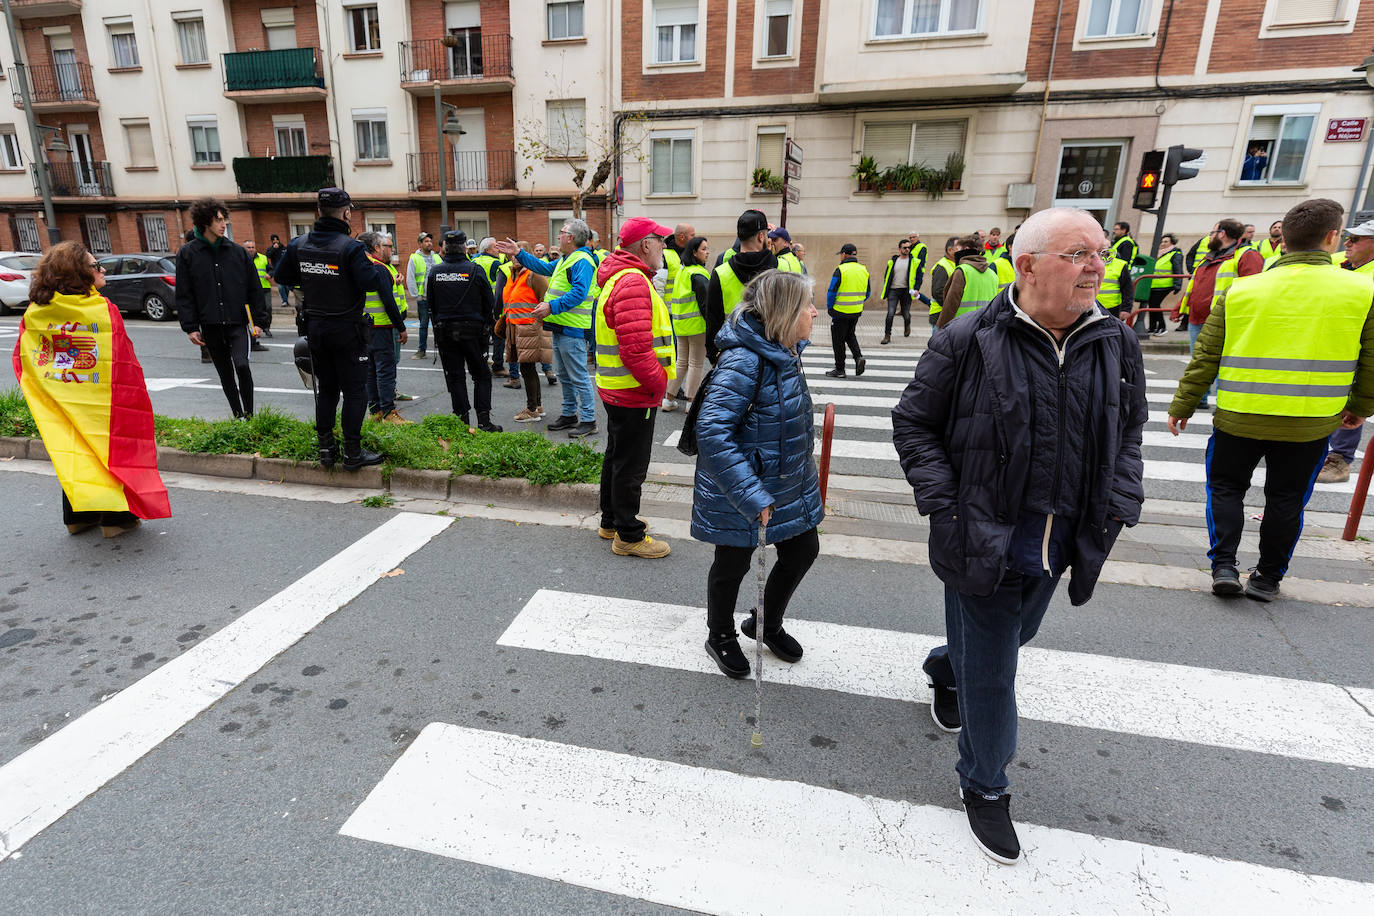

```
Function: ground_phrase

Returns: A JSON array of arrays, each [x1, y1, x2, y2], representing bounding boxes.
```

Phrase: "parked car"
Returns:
[[0, 251, 39, 315], [97, 253, 177, 321]]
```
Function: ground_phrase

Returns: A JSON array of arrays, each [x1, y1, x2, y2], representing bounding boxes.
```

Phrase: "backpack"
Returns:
[[677, 353, 765, 457]]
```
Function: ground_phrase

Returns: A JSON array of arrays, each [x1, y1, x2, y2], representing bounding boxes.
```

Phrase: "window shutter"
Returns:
[[861, 121, 913, 168], [1273, 0, 1341, 24], [1248, 115, 1281, 142], [655, 0, 698, 27], [912, 119, 967, 167], [757, 131, 784, 175]]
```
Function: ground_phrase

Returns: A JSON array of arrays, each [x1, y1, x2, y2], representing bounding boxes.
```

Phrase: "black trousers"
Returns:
[[307, 318, 369, 445], [520, 362, 542, 410], [436, 330, 492, 418], [1205, 428, 1327, 580], [706, 527, 820, 635], [62, 490, 137, 528], [201, 323, 253, 417], [599, 402, 656, 542], [830, 314, 862, 371], [884, 291, 912, 335], [1147, 288, 1172, 333]]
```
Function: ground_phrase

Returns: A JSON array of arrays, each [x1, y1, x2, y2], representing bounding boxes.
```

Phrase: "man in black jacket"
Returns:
[[176, 197, 267, 419], [705, 210, 777, 363], [426, 231, 502, 432], [273, 187, 402, 470], [892, 207, 1147, 867]]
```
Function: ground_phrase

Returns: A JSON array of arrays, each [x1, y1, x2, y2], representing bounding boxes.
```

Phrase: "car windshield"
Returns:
[[0, 255, 39, 270]]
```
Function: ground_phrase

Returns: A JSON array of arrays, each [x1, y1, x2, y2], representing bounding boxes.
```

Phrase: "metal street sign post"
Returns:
[[781, 140, 803, 228]]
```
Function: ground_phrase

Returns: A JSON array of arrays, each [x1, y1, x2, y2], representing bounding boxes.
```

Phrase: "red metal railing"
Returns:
[[818, 403, 836, 505]]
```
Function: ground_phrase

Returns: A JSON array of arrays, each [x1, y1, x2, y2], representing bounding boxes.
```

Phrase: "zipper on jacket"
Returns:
[[1041, 513, 1054, 573]]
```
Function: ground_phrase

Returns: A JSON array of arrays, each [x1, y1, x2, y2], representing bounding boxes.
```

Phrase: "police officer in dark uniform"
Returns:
[[426, 230, 502, 432], [273, 187, 405, 469]]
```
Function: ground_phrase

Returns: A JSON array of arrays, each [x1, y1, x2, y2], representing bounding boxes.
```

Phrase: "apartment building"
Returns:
[[614, 0, 1374, 282], [0, 0, 613, 259]]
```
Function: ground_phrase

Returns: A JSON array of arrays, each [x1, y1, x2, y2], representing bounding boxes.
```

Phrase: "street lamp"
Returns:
[[2, 0, 61, 244], [432, 81, 466, 236], [1350, 48, 1374, 225]]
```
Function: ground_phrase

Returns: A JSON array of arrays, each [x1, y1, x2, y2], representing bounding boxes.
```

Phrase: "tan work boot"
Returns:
[[1318, 453, 1350, 483], [611, 534, 670, 558], [382, 410, 413, 425], [369, 410, 383, 422]]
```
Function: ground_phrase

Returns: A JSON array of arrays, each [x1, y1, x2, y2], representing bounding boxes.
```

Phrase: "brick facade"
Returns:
[[1207, 0, 1374, 73], [731, 0, 820, 98], [228, 0, 321, 53], [1026, 0, 1203, 81], [622, 0, 729, 101], [239, 101, 332, 158]]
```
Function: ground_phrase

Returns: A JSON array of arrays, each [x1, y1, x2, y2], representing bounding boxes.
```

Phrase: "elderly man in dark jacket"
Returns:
[[892, 207, 1147, 866]]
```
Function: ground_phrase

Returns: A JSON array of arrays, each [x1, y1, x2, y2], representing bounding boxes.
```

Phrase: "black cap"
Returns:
[[317, 187, 351, 208], [838, 243, 858, 255], [737, 209, 768, 239], [443, 230, 467, 248]]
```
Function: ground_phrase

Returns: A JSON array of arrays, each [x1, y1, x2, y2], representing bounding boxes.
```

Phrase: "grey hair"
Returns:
[[357, 230, 382, 253], [563, 218, 591, 247], [1010, 207, 1102, 265], [730, 270, 815, 344], [478, 236, 496, 254]]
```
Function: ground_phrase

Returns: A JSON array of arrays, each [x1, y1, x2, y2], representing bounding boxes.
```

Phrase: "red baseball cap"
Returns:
[[618, 216, 673, 246]]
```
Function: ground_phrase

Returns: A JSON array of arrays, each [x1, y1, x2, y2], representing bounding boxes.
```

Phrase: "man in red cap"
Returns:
[[593, 216, 678, 559]]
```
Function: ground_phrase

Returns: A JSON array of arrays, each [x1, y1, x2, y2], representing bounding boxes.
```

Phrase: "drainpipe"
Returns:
[[3, 0, 59, 243], [143, 0, 185, 237], [1029, 0, 1065, 186], [318, 0, 344, 191]]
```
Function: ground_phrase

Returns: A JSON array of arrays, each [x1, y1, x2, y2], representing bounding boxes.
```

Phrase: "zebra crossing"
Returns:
[[339, 587, 1374, 912]]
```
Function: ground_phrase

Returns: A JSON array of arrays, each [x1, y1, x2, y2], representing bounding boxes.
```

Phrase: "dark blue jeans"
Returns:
[[923, 570, 1062, 797], [416, 298, 430, 352], [365, 325, 398, 415], [1328, 425, 1362, 462]]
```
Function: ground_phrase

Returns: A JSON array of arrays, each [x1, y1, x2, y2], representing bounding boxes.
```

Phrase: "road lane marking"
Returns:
[[498, 590, 1374, 769], [0, 512, 453, 861], [340, 723, 1373, 914]]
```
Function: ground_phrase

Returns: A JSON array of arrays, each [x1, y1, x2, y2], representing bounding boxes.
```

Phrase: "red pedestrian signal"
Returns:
[[1133, 150, 1166, 211], [1141, 172, 1156, 189]]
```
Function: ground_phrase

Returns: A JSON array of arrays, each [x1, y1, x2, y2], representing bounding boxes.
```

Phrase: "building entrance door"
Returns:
[[1053, 141, 1126, 228]]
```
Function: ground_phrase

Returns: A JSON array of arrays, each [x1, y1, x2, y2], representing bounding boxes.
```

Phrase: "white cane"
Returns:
[[751, 518, 767, 748]]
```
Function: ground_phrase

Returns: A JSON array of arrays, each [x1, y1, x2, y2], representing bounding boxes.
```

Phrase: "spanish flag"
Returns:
[[12, 290, 171, 519]]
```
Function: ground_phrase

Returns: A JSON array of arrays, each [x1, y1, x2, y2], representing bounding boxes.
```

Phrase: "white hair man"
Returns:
[[893, 207, 1147, 865]]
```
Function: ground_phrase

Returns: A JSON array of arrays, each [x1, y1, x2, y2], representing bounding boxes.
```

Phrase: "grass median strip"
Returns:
[[0, 391, 603, 486]]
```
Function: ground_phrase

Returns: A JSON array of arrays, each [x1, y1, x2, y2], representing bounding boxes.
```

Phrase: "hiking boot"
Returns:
[[824, 368, 846, 378], [569, 420, 598, 438], [411, 349, 427, 359], [513, 407, 542, 423], [546, 414, 578, 431], [101, 518, 142, 539], [477, 412, 503, 433], [880, 335, 891, 345], [961, 789, 1021, 865], [503, 377, 522, 389], [369, 410, 383, 423], [1318, 453, 1350, 484], [381, 410, 412, 425], [611, 534, 670, 558], [1211, 565, 1243, 596], [318, 434, 338, 469], [855, 358, 867, 376], [66, 522, 97, 535], [739, 609, 803, 663], [342, 443, 383, 471], [1245, 570, 1281, 602], [705, 633, 750, 679], [599, 516, 643, 539]]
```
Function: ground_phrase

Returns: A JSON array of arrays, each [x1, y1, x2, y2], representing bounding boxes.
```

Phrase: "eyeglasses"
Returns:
[[1033, 248, 1114, 265], [89, 263, 105, 272]]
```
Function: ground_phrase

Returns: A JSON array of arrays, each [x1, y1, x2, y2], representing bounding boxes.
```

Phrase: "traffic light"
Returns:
[[1133, 150, 1165, 211], [1164, 144, 1203, 186]]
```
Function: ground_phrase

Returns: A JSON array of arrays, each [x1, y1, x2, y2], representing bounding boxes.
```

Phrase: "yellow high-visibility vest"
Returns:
[[669, 264, 708, 335], [1217, 262, 1372, 417], [777, 251, 804, 273], [954, 262, 997, 316], [252, 253, 271, 289], [364, 257, 398, 327], [1181, 250, 1243, 318], [1097, 257, 1129, 311], [410, 250, 439, 297], [663, 247, 682, 292], [834, 260, 869, 314], [994, 257, 1015, 292], [594, 268, 677, 390], [930, 255, 954, 316], [714, 261, 745, 316], [543, 249, 597, 330]]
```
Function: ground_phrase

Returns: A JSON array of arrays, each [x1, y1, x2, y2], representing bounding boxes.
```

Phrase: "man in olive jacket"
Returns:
[[893, 207, 1147, 867]]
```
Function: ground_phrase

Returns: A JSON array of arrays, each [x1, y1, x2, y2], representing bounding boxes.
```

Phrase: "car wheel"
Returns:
[[143, 294, 171, 321]]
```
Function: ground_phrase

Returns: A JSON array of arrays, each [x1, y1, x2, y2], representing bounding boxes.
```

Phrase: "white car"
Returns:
[[0, 251, 39, 315]]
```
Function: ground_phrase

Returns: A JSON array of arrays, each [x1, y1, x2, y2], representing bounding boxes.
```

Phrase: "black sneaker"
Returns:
[[546, 414, 578, 431], [251, 340, 269, 352], [739, 609, 802, 663], [1245, 570, 1281, 602], [568, 420, 598, 438], [961, 789, 1020, 864], [855, 358, 866, 376], [824, 368, 846, 378], [1211, 565, 1243, 596], [705, 633, 750, 679], [921, 657, 960, 732]]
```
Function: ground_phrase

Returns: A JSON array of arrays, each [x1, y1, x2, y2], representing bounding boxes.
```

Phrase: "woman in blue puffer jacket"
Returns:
[[692, 270, 825, 678]]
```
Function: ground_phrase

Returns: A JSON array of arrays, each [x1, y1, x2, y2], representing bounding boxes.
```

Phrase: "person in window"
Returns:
[[1241, 143, 1269, 181]]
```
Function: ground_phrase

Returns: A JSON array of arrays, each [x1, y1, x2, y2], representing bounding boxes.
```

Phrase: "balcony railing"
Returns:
[[398, 34, 512, 84], [232, 155, 335, 194], [223, 48, 321, 92], [10, 61, 97, 106], [39, 161, 114, 198], [407, 151, 516, 192]]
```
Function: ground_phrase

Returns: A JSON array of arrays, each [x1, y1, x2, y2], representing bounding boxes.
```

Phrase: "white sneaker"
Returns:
[[661, 397, 679, 412]]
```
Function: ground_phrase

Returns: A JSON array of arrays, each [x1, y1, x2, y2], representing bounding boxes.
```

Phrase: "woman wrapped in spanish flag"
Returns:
[[12, 241, 170, 537]]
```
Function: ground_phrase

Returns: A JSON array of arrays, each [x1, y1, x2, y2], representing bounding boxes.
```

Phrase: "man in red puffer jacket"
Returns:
[[593, 216, 677, 559]]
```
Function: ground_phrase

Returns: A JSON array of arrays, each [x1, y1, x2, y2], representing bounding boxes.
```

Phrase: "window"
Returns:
[[548, 1, 585, 39], [106, 19, 140, 68], [1240, 106, 1318, 184], [173, 15, 208, 65], [873, 0, 982, 38], [547, 212, 572, 250], [653, 0, 698, 63], [347, 5, 381, 52], [353, 110, 389, 161], [84, 216, 112, 254], [273, 117, 307, 157], [445, 1, 483, 76], [763, 0, 794, 57], [367, 213, 396, 241], [122, 119, 155, 167], [14, 216, 40, 252], [756, 127, 785, 176], [1272, 0, 1346, 25], [290, 213, 314, 239], [546, 99, 586, 158], [187, 117, 221, 164], [1085, 0, 1145, 37], [454, 217, 490, 241], [0, 127, 21, 169], [141, 214, 169, 252], [262, 8, 297, 50], [860, 119, 968, 169], [650, 130, 693, 195]]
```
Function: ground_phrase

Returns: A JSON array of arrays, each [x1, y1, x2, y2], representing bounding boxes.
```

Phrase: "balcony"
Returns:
[[407, 151, 516, 194], [10, 62, 99, 112], [9, 0, 82, 17], [222, 48, 325, 104], [232, 155, 335, 195], [398, 35, 513, 97], [38, 161, 114, 198]]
